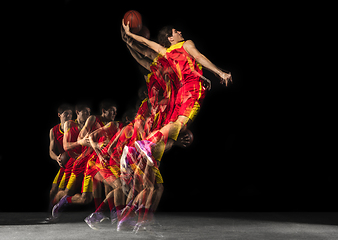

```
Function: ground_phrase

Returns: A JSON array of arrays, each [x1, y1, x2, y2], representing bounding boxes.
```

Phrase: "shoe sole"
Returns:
[[135, 142, 154, 166], [120, 146, 129, 172]]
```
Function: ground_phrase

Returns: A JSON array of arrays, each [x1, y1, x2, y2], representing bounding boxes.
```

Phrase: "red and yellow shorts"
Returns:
[[170, 80, 206, 122], [52, 167, 65, 185], [58, 157, 76, 189]]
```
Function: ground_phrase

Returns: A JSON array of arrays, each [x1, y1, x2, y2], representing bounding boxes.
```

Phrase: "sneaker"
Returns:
[[120, 146, 136, 173], [110, 207, 118, 225], [133, 220, 163, 237], [40, 216, 59, 224], [135, 140, 154, 166], [117, 209, 137, 231], [84, 212, 109, 230], [52, 195, 69, 218]]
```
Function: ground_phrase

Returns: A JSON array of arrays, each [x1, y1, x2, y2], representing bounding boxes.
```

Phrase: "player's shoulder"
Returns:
[[86, 115, 97, 123], [50, 123, 59, 134], [183, 40, 195, 49], [184, 40, 194, 44], [64, 120, 75, 129]]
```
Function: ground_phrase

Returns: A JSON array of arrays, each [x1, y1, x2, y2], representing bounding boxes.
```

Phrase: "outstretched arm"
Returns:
[[121, 27, 158, 60], [183, 40, 232, 86], [126, 44, 152, 71], [122, 19, 166, 55]]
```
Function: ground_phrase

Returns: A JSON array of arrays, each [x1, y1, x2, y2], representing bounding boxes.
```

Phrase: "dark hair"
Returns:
[[157, 25, 174, 48], [57, 103, 73, 114], [100, 99, 117, 111], [75, 101, 91, 112]]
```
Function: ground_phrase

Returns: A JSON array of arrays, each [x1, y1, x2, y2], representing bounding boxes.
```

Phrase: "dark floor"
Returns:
[[1, 212, 338, 240]]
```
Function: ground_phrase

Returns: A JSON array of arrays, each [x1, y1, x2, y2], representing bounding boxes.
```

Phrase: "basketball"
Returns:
[[138, 26, 150, 39], [60, 152, 70, 167], [177, 129, 194, 148], [123, 10, 142, 34], [184, 129, 194, 147]]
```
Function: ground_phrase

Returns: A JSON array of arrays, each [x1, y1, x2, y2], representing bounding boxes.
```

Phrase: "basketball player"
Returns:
[[51, 103, 91, 216], [122, 21, 232, 164], [53, 101, 120, 218], [44, 104, 72, 223]]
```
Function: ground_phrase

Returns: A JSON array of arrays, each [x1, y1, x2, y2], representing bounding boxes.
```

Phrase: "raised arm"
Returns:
[[122, 19, 166, 55], [126, 44, 152, 71], [183, 40, 232, 86], [121, 26, 158, 61]]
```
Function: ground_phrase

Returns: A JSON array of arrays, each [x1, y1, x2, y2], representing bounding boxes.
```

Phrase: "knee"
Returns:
[[49, 186, 58, 197]]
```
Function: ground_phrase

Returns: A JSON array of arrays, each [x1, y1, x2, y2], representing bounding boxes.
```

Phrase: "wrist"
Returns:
[[126, 31, 133, 37]]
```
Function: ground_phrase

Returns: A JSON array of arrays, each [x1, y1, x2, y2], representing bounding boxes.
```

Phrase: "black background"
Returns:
[[2, 1, 331, 212]]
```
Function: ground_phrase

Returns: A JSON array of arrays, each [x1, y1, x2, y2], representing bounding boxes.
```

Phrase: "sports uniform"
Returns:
[[51, 123, 65, 185], [165, 41, 206, 122], [67, 116, 107, 193], [58, 120, 82, 189]]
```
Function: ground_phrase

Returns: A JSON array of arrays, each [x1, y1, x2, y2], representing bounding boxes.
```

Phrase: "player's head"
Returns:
[[75, 102, 91, 122], [122, 109, 137, 125], [100, 99, 117, 121], [57, 104, 73, 123], [158, 26, 184, 48]]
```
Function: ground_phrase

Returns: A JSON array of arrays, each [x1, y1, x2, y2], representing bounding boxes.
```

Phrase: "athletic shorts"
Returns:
[[72, 149, 95, 177], [85, 152, 99, 178], [98, 162, 120, 181], [170, 80, 206, 122], [52, 167, 65, 185], [59, 157, 76, 189]]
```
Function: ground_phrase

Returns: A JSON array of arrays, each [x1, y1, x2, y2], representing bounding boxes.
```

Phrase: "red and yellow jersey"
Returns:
[[165, 41, 203, 86], [64, 120, 82, 159], [92, 115, 107, 132], [147, 53, 179, 103], [145, 54, 178, 132], [52, 123, 64, 154]]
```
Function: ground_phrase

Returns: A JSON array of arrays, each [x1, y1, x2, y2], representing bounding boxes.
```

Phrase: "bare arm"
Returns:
[[78, 115, 96, 140], [183, 40, 232, 86], [121, 26, 158, 60], [49, 128, 59, 161], [89, 121, 118, 152], [122, 19, 166, 55], [63, 121, 82, 152], [49, 128, 64, 167], [126, 44, 152, 71]]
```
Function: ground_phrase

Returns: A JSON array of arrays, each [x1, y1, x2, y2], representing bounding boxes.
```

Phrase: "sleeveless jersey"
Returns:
[[52, 123, 64, 154], [165, 41, 203, 86], [65, 120, 82, 159]]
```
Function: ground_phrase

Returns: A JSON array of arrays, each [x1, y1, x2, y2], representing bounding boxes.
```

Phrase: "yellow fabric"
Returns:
[[166, 41, 185, 53], [82, 174, 93, 193], [152, 166, 164, 184], [59, 173, 66, 189], [52, 169, 61, 184]]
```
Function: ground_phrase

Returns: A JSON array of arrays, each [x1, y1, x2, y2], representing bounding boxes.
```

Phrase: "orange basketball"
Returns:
[[60, 152, 70, 167], [123, 10, 142, 34]]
